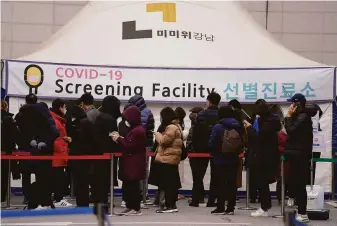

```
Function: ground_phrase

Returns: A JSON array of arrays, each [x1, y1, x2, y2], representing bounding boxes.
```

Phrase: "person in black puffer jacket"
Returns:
[[190, 92, 221, 207], [93, 96, 122, 205], [245, 99, 281, 217], [284, 94, 313, 222]]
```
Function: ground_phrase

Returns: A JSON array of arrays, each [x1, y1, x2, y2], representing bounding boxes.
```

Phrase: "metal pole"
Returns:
[[142, 156, 149, 208], [238, 166, 257, 210], [70, 173, 75, 201], [109, 153, 114, 215], [273, 157, 285, 218], [311, 157, 314, 191], [5, 160, 17, 210], [332, 161, 335, 201], [96, 203, 104, 226]]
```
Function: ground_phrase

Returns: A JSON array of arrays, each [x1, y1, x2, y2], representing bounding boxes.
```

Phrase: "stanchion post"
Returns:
[[96, 203, 104, 226], [109, 153, 114, 215], [238, 166, 257, 210], [332, 161, 335, 201], [5, 160, 17, 210], [273, 156, 285, 218]]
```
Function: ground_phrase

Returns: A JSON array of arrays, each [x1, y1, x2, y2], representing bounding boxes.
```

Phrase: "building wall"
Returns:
[[1, 1, 337, 65]]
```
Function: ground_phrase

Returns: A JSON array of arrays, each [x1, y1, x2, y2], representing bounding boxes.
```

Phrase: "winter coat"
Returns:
[[15, 103, 58, 154], [50, 111, 68, 167], [209, 118, 243, 165], [128, 95, 155, 147], [155, 122, 183, 165], [117, 106, 147, 181], [246, 114, 281, 183], [284, 110, 313, 158], [192, 105, 218, 153], [1, 110, 20, 153]]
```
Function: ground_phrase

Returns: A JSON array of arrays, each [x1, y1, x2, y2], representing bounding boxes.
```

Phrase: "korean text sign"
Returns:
[[6, 60, 335, 103]]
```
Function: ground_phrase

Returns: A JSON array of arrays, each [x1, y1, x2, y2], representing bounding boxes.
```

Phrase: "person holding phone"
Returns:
[[284, 93, 312, 223]]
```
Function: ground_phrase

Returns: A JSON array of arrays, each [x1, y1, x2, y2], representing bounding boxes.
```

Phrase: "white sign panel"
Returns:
[[6, 60, 335, 103]]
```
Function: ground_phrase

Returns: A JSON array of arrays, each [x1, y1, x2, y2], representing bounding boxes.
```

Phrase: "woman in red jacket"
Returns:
[[111, 106, 147, 216], [50, 99, 73, 208]]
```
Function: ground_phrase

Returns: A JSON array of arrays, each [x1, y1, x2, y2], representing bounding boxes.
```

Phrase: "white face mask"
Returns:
[[125, 121, 131, 127]]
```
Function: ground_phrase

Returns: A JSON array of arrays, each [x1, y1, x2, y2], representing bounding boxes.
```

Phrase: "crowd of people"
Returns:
[[1, 91, 318, 223]]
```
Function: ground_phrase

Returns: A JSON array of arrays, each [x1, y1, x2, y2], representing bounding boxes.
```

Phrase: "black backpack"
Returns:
[[174, 125, 187, 161], [192, 117, 217, 153]]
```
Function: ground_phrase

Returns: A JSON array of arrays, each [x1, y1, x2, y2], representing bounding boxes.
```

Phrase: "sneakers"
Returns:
[[251, 208, 269, 217], [54, 200, 73, 208], [123, 210, 142, 216], [287, 198, 295, 207], [121, 201, 126, 208], [225, 210, 234, 215], [119, 208, 132, 215], [206, 203, 217, 207], [23, 197, 29, 205], [156, 207, 178, 213], [296, 214, 309, 223], [32, 205, 50, 211], [211, 209, 225, 215]]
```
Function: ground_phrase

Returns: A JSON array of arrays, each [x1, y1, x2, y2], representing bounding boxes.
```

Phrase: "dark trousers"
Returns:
[[164, 187, 178, 209], [289, 156, 309, 215], [309, 152, 320, 185], [53, 167, 66, 202], [276, 182, 291, 202], [216, 162, 238, 212], [123, 180, 141, 211], [91, 160, 111, 204], [1, 159, 9, 202], [251, 167, 271, 211], [73, 160, 91, 206], [22, 173, 32, 199], [190, 157, 216, 204], [35, 161, 53, 207]]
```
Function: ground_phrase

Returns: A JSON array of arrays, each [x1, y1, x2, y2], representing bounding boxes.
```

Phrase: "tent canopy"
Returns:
[[19, 1, 328, 68]]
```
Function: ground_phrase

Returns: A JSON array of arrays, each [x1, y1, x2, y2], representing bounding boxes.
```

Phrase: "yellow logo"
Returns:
[[146, 3, 176, 22], [24, 64, 44, 94]]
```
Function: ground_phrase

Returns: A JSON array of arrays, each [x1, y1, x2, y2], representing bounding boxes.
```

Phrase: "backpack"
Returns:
[[221, 129, 242, 154], [192, 117, 217, 153]]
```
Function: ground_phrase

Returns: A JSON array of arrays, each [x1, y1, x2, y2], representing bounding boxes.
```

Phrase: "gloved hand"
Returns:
[[37, 142, 47, 150], [30, 140, 37, 147]]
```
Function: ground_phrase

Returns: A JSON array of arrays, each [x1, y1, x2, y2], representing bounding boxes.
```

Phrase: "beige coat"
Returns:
[[155, 123, 183, 165]]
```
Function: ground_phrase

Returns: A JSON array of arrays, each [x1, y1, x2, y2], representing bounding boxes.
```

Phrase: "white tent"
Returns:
[[6, 1, 336, 194]]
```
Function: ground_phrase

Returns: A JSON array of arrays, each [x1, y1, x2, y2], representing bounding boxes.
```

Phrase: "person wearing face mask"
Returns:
[[50, 98, 73, 208], [93, 95, 122, 205], [111, 106, 147, 216], [244, 99, 281, 217]]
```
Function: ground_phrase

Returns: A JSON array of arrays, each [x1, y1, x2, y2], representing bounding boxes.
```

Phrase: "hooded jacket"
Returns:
[[128, 95, 155, 147], [117, 106, 147, 181], [209, 118, 243, 165], [15, 103, 58, 154], [94, 96, 121, 154], [284, 109, 313, 157], [50, 111, 68, 167]]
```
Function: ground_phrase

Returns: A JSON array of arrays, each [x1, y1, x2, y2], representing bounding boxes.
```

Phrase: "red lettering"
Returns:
[[75, 68, 84, 78], [115, 70, 122, 80], [65, 68, 74, 78], [89, 69, 98, 79], [56, 67, 64, 77]]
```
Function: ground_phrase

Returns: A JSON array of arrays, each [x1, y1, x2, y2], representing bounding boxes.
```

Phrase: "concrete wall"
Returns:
[[1, 1, 337, 65]]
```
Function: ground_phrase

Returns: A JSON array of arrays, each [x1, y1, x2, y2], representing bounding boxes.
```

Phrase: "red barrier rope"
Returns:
[[0, 152, 214, 160]]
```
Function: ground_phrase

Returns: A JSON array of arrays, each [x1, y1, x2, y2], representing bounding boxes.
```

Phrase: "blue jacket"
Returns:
[[128, 95, 155, 147], [209, 118, 243, 165]]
